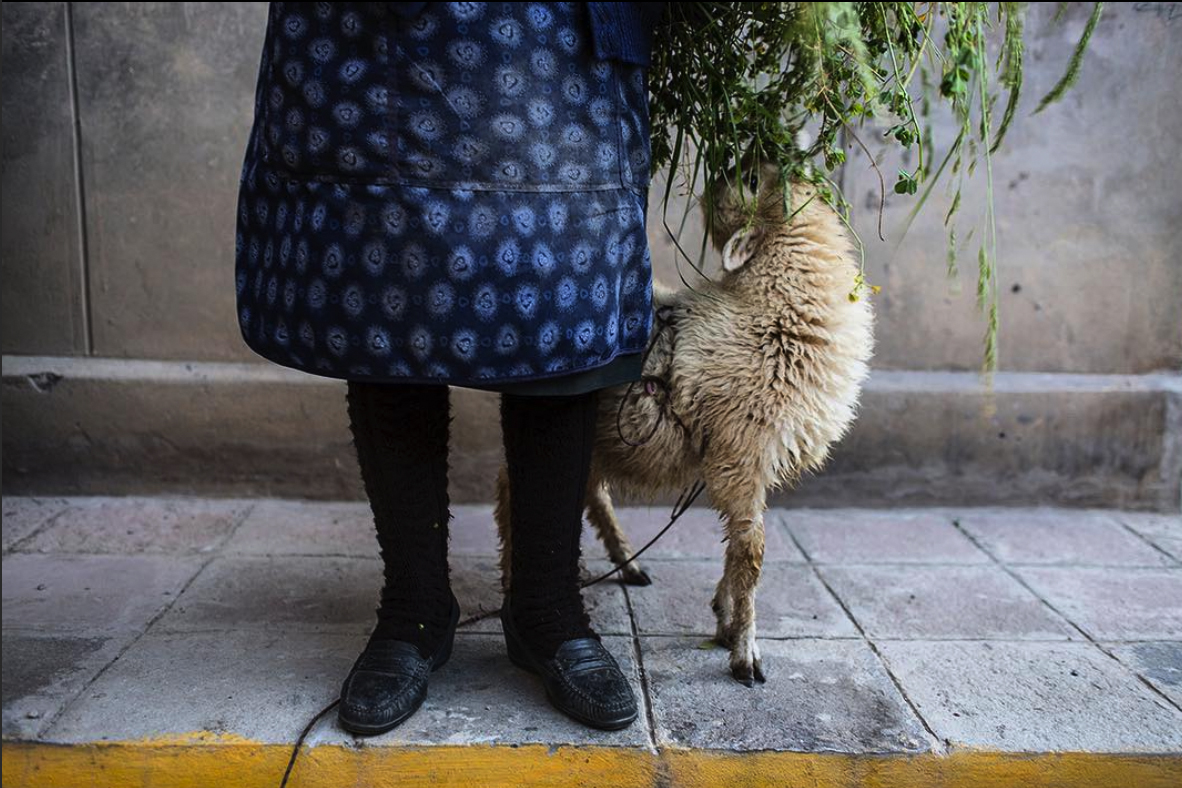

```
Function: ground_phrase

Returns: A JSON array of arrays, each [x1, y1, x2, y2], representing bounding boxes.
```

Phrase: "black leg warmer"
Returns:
[[345, 380, 454, 660], [500, 388, 601, 659]]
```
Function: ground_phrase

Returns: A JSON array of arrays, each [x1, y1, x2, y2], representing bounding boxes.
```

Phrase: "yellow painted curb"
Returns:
[[3, 738, 1181, 788]]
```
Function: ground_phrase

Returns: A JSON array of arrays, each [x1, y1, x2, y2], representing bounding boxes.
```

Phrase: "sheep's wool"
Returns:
[[594, 170, 875, 504]]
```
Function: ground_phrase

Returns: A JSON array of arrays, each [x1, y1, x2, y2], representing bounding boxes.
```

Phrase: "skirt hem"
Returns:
[[239, 327, 650, 394]]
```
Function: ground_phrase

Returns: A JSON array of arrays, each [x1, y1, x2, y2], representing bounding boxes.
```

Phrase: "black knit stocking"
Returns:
[[345, 380, 454, 660], [500, 388, 601, 659]]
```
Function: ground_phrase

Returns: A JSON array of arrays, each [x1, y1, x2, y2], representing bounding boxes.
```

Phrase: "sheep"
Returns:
[[494, 156, 875, 686]]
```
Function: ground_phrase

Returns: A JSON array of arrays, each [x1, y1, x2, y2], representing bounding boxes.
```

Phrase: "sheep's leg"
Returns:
[[711, 562, 734, 648], [585, 475, 652, 586], [494, 463, 512, 594], [720, 510, 768, 687]]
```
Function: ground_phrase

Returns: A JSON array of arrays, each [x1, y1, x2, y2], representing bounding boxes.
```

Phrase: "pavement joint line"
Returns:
[[949, 517, 1182, 716], [219, 550, 478, 560], [16, 627, 1167, 644], [195, 554, 383, 563], [620, 582, 660, 755], [172, 551, 810, 564], [36, 502, 260, 736], [208, 500, 258, 555], [50, 544, 1182, 568], [4, 504, 74, 555], [808, 559, 1178, 568], [586, 555, 806, 565], [771, 510, 815, 564], [6, 550, 388, 561], [772, 511, 946, 755], [9, 551, 1175, 569], [1113, 515, 1181, 566], [2, 495, 265, 558], [634, 632, 865, 641], [831, 636, 1182, 644], [1105, 645, 1182, 712], [579, 633, 1182, 644]]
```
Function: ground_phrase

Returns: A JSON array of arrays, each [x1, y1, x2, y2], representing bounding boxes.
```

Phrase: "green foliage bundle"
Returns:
[[647, 2, 1104, 373]]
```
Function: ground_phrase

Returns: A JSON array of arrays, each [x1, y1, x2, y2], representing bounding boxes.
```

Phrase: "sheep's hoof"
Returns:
[[620, 565, 653, 586], [730, 650, 767, 686], [731, 662, 758, 688]]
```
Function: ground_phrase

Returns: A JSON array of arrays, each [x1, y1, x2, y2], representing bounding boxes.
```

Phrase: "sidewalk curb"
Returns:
[[3, 356, 1180, 510], [3, 739, 1181, 788]]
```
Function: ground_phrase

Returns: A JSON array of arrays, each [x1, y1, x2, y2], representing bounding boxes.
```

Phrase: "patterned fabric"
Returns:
[[585, 2, 666, 67], [235, 2, 656, 386]]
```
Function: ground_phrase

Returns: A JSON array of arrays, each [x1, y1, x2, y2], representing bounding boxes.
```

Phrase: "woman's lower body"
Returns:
[[339, 379, 637, 732]]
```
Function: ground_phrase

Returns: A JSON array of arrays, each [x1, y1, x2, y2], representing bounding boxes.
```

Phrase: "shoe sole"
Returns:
[[338, 592, 461, 736], [502, 604, 639, 731]]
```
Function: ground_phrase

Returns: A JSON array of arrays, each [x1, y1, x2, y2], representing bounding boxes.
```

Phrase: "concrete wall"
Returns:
[[843, 3, 1182, 375], [1, 3, 88, 355], [3, 2, 1180, 508], [2, 2, 265, 361]]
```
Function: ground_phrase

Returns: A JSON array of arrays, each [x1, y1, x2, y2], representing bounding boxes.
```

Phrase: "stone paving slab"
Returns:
[[956, 509, 1172, 566], [3, 495, 1182, 776], [221, 499, 377, 556], [818, 564, 1076, 640], [309, 634, 650, 749], [40, 629, 651, 749], [2, 553, 204, 635], [149, 554, 633, 638], [223, 500, 801, 566], [44, 630, 357, 744], [1014, 566, 1182, 641], [1119, 513, 1182, 563], [781, 509, 988, 565], [626, 560, 858, 639], [2, 632, 128, 739], [223, 500, 502, 557], [151, 555, 385, 634], [642, 636, 930, 753], [877, 641, 1182, 752], [452, 557, 633, 637], [1, 496, 70, 552], [1106, 642, 1182, 707], [20, 496, 252, 555], [584, 505, 805, 563]]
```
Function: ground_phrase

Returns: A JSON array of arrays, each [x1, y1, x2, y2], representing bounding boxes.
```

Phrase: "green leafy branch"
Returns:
[[647, 2, 1104, 374]]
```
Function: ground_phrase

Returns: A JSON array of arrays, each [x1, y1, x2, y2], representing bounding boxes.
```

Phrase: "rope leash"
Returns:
[[454, 477, 707, 629], [281, 306, 707, 787], [614, 304, 704, 457], [279, 700, 339, 788]]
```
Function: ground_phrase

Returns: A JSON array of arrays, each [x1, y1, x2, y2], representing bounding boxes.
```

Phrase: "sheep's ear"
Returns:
[[721, 226, 762, 272]]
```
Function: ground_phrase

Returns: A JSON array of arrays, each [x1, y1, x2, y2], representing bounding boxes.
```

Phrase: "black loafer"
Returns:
[[338, 588, 461, 736], [500, 596, 639, 731]]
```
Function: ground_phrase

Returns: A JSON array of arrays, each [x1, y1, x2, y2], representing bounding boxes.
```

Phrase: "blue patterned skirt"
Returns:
[[234, 2, 655, 394]]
